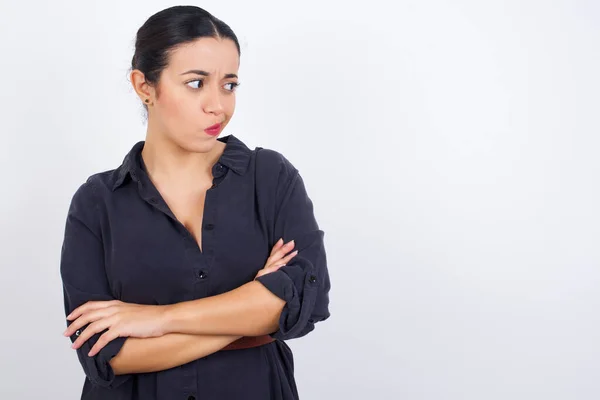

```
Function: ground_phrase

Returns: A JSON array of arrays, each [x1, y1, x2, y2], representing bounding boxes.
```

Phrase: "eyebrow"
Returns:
[[180, 70, 238, 79]]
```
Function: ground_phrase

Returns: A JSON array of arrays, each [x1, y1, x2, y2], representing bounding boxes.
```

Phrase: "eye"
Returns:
[[186, 79, 204, 89], [224, 82, 240, 92]]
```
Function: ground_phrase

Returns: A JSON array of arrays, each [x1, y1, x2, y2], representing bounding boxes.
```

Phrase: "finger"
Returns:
[[266, 246, 297, 269], [71, 318, 112, 350], [88, 329, 120, 357], [269, 238, 284, 256], [67, 300, 115, 321], [65, 308, 109, 337], [267, 240, 295, 264], [64, 317, 89, 338], [279, 250, 299, 265], [266, 238, 286, 262], [64, 307, 114, 337], [67, 300, 119, 321]]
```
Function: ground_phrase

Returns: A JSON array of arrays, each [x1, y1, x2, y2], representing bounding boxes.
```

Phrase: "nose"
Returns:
[[203, 84, 225, 115]]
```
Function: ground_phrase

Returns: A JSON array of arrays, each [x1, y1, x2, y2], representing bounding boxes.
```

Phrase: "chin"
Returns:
[[173, 134, 218, 154]]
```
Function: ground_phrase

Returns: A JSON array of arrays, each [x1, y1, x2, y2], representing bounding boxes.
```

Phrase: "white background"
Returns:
[[1, 0, 599, 399]]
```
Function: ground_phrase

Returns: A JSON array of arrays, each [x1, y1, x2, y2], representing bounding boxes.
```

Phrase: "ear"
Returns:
[[130, 69, 154, 103]]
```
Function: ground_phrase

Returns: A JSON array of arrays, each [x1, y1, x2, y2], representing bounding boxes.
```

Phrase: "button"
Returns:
[[216, 163, 224, 171], [205, 223, 215, 230], [309, 275, 317, 284], [197, 270, 207, 279]]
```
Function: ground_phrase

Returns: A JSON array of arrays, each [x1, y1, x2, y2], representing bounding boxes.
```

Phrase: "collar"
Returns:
[[111, 134, 252, 191]]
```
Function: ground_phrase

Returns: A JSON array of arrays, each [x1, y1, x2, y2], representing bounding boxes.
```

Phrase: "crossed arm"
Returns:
[[108, 280, 285, 375], [64, 240, 295, 376], [111, 333, 241, 374]]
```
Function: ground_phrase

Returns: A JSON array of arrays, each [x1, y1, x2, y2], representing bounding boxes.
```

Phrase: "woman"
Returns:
[[60, 5, 331, 400]]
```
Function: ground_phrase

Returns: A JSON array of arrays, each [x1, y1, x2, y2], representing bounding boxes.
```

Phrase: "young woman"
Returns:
[[60, 5, 331, 400]]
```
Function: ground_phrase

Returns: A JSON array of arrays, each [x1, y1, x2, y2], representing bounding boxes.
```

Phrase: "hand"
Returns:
[[255, 238, 298, 279], [63, 300, 169, 357]]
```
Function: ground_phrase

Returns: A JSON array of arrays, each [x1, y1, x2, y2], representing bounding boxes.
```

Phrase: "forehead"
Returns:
[[167, 37, 239, 74]]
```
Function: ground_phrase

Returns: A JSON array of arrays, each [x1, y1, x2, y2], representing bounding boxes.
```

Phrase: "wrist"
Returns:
[[161, 300, 202, 335], [160, 303, 177, 335]]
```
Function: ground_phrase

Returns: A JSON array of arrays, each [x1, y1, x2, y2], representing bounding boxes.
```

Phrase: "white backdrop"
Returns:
[[0, 1, 599, 399]]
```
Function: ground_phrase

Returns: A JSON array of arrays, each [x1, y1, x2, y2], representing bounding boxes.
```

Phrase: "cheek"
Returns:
[[224, 96, 236, 119], [162, 91, 197, 123], [159, 89, 236, 128]]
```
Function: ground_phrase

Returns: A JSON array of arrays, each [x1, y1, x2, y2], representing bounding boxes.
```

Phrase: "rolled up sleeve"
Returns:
[[255, 156, 331, 340], [60, 179, 131, 389]]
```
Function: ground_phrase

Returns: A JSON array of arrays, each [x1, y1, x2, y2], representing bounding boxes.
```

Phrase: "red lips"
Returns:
[[205, 123, 222, 136]]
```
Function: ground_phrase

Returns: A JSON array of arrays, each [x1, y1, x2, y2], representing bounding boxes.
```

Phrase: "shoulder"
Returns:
[[86, 169, 120, 193], [69, 169, 119, 210], [254, 147, 299, 188]]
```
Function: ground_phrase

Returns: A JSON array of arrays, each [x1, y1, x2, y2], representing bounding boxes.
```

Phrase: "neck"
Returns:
[[141, 131, 220, 188]]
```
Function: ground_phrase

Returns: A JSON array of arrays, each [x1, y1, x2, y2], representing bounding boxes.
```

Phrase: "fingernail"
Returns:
[[278, 238, 283, 245]]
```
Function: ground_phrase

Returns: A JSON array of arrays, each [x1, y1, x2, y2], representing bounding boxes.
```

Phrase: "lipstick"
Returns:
[[205, 123, 222, 136]]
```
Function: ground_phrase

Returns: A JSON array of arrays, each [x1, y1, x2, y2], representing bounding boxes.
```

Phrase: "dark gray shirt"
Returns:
[[60, 134, 331, 400]]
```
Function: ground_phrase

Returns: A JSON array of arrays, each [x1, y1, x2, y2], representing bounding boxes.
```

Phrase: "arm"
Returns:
[[164, 152, 331, 340], [60, 179, 238, 386], [110, 333, 241, 374], [166, 280, 285, 336]]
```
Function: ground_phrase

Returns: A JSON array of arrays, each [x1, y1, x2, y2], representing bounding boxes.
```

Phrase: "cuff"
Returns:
[[73, 331, 131, 388], [255, 268, 319, 340]]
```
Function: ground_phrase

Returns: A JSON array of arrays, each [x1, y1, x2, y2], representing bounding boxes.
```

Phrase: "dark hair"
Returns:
[[129, 6, 240, 114]]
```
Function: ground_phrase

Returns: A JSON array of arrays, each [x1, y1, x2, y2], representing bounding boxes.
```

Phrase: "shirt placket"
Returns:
[[132, 161, 229, 400]]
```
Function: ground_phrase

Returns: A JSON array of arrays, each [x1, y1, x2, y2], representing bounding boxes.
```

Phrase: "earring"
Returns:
[[145, 99, 150, 104]]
